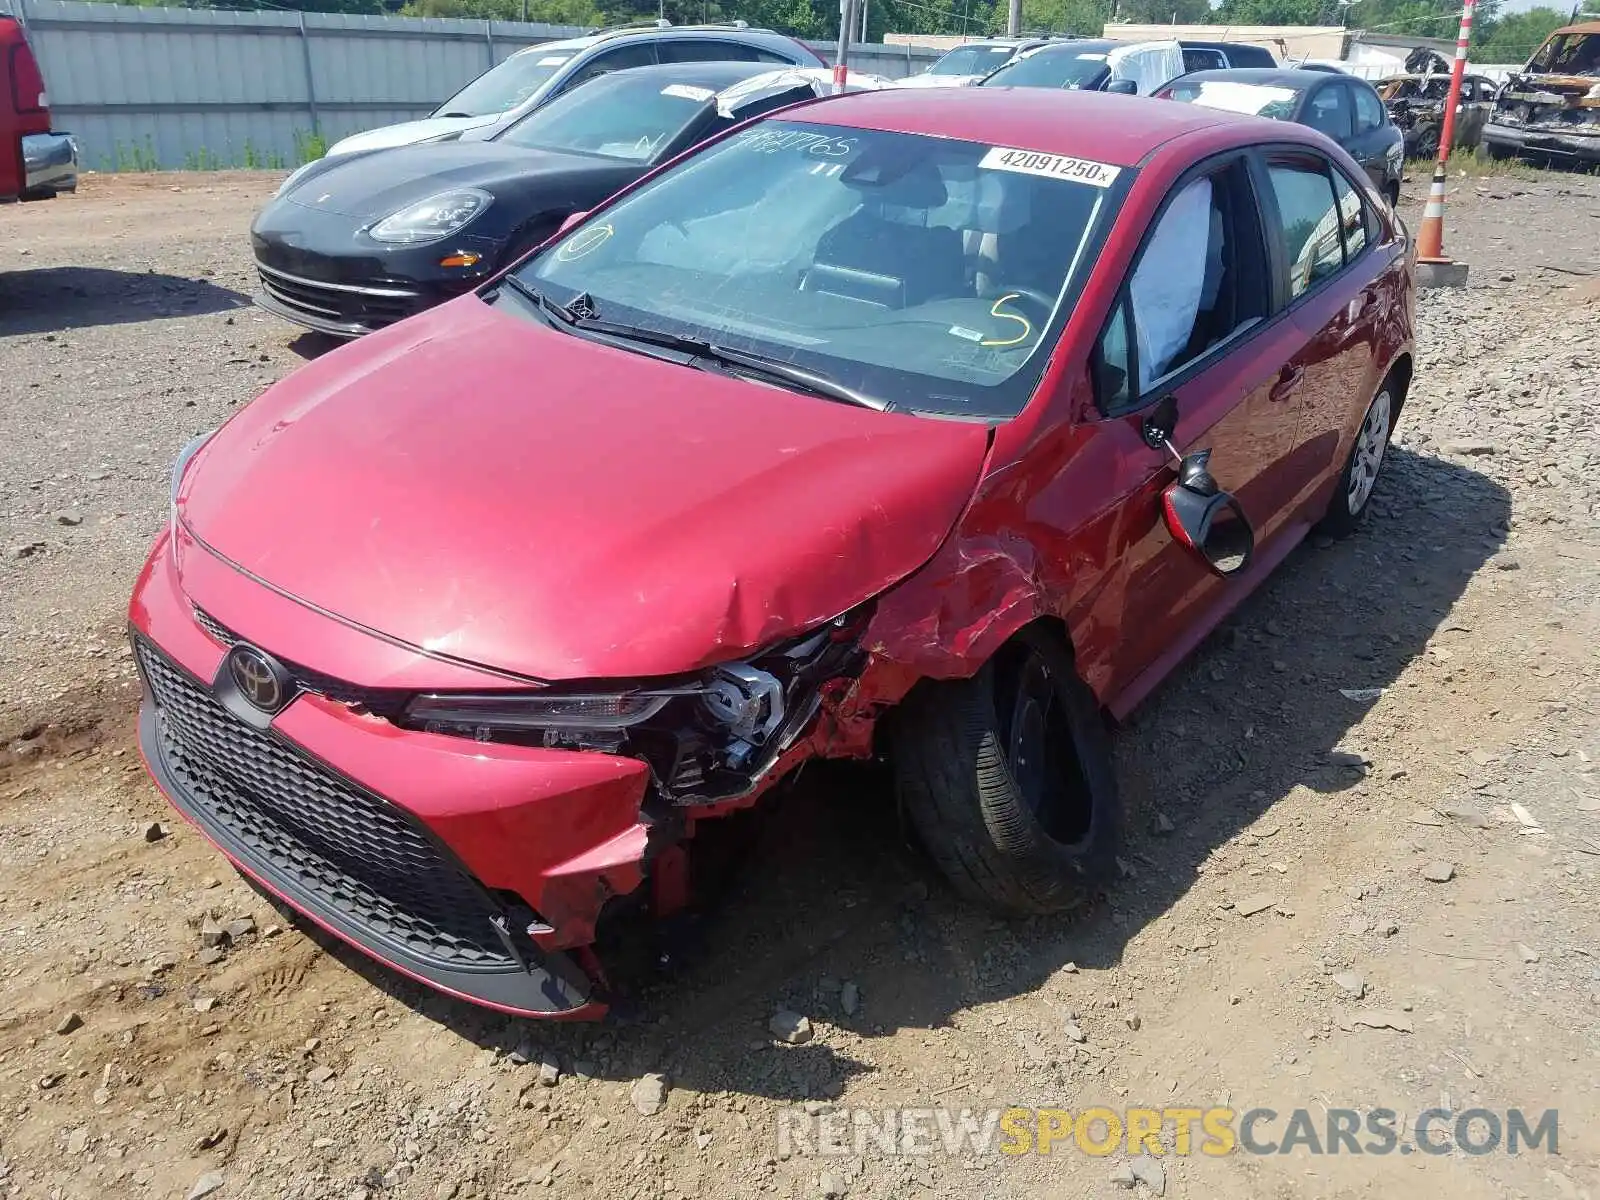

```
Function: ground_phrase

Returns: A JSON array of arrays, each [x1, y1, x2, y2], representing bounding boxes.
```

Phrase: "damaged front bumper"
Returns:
[[1482, 119, 1600, 163], [129, 526, 865, 1018]]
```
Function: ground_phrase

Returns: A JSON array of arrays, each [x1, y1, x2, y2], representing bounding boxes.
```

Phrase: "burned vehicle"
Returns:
[[1376, 50, 1496, 157], [134, 88, 1414, 1019], [1483, 21, 1600, 166]]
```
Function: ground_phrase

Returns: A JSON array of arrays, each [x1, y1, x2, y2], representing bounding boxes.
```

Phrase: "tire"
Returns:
[[1482, 141, 1514, 162], [1414, 127, 1440, 160], [1318, 373, 1399, 537], [891, 627, 1119, 914]]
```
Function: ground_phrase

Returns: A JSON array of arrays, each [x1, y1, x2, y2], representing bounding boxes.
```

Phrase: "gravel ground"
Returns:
[[0, 168, 1598, 1200]]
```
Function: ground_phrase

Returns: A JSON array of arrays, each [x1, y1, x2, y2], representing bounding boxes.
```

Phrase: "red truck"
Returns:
[[2, 13, 76, 203]]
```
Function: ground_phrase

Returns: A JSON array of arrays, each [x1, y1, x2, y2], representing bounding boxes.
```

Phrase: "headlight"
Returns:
[[169, 431, 214, 537], [367, 189, 492, 245], [275, 161, 319, 197], [407, 688, 694, 737]]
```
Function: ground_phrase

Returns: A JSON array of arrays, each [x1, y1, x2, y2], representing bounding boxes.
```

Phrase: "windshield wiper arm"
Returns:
[[499, 275, 584, 327], [555, 315, 894, 413], [497, 283, 893, 413], [697, 342, 895, 413]]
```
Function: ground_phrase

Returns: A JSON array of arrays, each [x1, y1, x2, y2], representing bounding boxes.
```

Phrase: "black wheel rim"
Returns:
[[998, 649, 1095, 847]]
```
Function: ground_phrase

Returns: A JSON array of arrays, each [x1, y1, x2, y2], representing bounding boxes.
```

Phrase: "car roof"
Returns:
[[1172, 66, 1361, 90], [512, 24, 790, 57], [788, 86, 1237, 167], [1552, 20, 1600, 35], [583, 59, 781, 92], [1017, 38, 1120, 56]]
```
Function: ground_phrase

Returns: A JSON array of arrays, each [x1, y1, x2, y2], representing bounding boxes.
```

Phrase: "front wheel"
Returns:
[[892, 628, 1119, 914], [1318, 376, 1397, 537]]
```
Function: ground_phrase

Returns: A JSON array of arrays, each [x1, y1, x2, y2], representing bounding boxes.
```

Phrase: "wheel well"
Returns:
[[870, 616, 1087, 760], [1385, 353, 1413, 422]]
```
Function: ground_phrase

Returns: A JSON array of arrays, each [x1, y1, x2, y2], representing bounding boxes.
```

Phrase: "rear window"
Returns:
[[494, 73, 711, 161], [982, 47, 1109, 90], [928, 44, 1020, 77]]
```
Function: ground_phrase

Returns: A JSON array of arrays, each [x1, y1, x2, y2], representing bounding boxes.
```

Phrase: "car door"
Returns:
[[1086, 154, 1311, 706], [1257, 150, 1395, 509], [1345, 81, 1400, 190], [1458, 77, 1491, 146]]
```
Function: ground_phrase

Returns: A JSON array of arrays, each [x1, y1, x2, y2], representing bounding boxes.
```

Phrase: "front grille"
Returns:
[[136, 638, 516, 971], [194, 608, 408, 719], [257, 264, 420, 331]]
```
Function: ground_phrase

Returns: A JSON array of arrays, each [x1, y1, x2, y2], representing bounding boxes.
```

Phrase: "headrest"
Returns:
[[970, 171, 1032, 234]]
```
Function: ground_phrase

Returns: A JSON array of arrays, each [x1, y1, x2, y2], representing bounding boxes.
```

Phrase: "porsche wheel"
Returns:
[[893, 627, 1118, 914], [1319, 375, 1398, 537]]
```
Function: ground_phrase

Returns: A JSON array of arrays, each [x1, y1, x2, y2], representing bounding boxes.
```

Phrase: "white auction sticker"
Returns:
[[661, 84, 715, 101], [979, 146, 1121, 188]]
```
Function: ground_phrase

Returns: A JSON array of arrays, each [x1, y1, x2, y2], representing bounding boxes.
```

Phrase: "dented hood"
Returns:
[[178, 296, 989, 681]]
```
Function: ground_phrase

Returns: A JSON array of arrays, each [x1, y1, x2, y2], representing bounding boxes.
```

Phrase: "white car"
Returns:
[[318, 23, 822, 160], [893, 37, 1066, 89]]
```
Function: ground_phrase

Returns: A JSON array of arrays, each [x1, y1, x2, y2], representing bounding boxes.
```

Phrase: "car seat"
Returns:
[[803, 160, 966, 308]]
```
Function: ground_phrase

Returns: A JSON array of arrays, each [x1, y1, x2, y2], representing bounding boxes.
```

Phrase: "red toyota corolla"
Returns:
[[132, 88, 1414, 1019]]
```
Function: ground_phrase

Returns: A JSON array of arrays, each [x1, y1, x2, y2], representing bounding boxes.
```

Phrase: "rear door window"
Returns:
[[658, 39, 759, 63], [1305, 84, 1353, 141], [1351, 84, 1386, 133], [1264, 157, 1344, 299], [563, 43, 658, 89]]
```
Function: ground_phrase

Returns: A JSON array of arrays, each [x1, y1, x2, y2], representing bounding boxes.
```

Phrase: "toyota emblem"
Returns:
[[227, 644, 291, 714]]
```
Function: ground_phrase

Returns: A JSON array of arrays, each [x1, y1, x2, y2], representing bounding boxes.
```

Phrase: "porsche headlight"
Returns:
[[367, 189, 492, 245]]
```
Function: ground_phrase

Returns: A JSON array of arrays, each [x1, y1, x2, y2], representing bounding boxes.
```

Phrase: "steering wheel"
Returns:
[[993, 287, 1057, 318]]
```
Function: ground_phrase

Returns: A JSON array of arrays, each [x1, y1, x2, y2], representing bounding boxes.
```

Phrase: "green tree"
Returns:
[[1472, 6, 1572, 64]]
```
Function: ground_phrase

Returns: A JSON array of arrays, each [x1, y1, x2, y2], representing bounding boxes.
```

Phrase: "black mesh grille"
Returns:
[[193, 608, 408, 719], [136, 638, 515, 971]]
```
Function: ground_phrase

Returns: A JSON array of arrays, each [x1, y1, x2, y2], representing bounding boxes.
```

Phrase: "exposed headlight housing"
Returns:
[[403, 614, 869, 804], [368, 189, 492, 245]]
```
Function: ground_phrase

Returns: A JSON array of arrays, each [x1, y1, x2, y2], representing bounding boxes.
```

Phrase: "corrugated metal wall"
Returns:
[[1, 0, 938, 170]]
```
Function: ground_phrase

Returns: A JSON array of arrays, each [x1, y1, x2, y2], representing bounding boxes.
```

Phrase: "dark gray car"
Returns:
[[1159, 68, 1405, 206]]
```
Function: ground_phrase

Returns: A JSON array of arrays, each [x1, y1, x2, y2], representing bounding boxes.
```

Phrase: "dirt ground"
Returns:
[[1, 168, 1598, 1200]]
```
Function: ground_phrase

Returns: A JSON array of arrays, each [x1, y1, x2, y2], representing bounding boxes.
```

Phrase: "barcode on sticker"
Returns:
[[979, 147, 1121, 188]]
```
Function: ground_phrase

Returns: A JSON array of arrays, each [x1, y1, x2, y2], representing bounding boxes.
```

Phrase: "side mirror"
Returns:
[[1106, 78, 1139, 95], [558, 210, 589, 235], [1160, 450, 1255, 577]]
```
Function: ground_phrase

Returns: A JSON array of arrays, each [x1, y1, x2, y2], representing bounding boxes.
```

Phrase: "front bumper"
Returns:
[[1482, 121, 1600, 164], [130, 528, 664, 1019], [20, 131, 78, 198], [251, 200, 502, 336]]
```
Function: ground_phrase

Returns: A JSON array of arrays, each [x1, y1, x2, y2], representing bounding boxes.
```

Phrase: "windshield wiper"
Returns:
[[437, 111, 476, 118], [497, 280, 893, 412], [694, 343, 896, 414]]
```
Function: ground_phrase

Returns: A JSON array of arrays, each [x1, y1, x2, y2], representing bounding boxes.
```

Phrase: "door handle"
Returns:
[[1270, 365, 1304, 402]]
